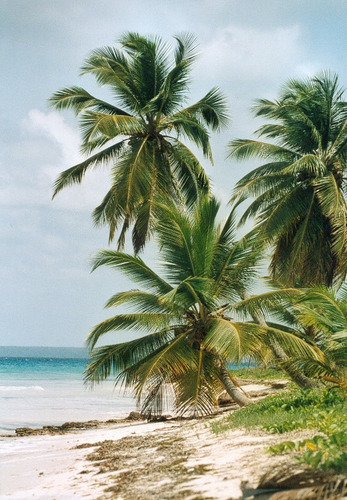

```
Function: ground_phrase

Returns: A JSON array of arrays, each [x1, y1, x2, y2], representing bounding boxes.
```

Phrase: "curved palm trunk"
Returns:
[[220, 366, 252, 407], [243, 292, 317, 389], [268, 339, 318, 389]]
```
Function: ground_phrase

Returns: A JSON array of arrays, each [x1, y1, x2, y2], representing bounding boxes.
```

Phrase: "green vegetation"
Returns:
[[231, 286, 347, 392], [211, 389, 347, 472], [84, 196, 317, 415], [211, 389, 344, 433], [50, 33, 227, 253], [229, 73, 347, 287], [269, 405, 347, 472], [269, 426, 347, 472], [285, 287, 347, 393]]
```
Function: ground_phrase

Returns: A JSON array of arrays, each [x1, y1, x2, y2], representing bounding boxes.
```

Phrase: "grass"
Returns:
[[211, 388, 345, 435], [211, 387, 347, 473]]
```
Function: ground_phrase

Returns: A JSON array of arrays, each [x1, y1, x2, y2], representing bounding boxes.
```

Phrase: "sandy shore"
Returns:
[[0, 414, 323, 500], [0, 420, 179, 499], [0, 418, 260, 499], [1, 381, 342, 499]]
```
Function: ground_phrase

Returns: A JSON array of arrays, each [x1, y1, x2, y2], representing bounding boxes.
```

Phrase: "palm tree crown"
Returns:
[[291, 287, 347, 393], [233, 285, 346, 393], [229, 73, 347, 287], [84, 196, 316, 415], [50, 32, 228, 252]]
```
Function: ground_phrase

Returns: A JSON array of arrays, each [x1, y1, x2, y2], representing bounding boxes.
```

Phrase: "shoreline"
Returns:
[[1, 380, 344, 499], [0, 380, 285, 438], [1, 410, 337, 500], [0, 419, 179, 499], [0, 380, 286, 499]]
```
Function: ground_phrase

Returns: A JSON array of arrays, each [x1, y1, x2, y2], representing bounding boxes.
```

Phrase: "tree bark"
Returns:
[[220, 366, 252, 407], [243, 292, 317, 389]]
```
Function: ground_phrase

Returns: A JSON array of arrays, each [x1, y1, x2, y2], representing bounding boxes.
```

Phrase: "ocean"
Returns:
[[0, 348, 136, 435]]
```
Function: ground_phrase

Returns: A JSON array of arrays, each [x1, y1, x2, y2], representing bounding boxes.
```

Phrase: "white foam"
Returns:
[[0, 385, 45, 392]]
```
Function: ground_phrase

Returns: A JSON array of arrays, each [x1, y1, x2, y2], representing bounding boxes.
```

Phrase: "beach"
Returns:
[[1, 354, 285, 498], [1, 355, 344, 499], [1, 380, 331, 500], [0, 420, 176, 499], [0, 412, 301, 500]]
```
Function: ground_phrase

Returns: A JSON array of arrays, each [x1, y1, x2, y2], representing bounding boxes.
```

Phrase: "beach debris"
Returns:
[[82, 427, 209, 499], [125, 411, 146, 421], [14, 419, 124, 436]]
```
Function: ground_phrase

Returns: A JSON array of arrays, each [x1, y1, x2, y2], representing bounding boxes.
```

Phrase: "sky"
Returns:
[[1, 0, 346, 348]]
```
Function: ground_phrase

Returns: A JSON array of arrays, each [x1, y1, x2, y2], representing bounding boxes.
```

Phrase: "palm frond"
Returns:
[[91, 250, 172, 294], [231, 288, 302, 320], [84, 330, 173, 384], [174, 350, 222, 416], [163, 112, 212, 160], [228, 139, 295, 161], [241, 321, 321, 360], [86, 312, 176, 349], [167, 138, 210, 205], [180, 87, 229, 131], [130, 330, 193, 399], [49, 86, 131, 116], [79, 112, 142, 144], [105, 290, 171, 312], [314, 173, 347, 256], [52, 141, 125, 198], [203, 318, 262, 363]]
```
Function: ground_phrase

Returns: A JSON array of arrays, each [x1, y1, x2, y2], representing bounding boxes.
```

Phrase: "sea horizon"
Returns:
[[0, 345, 88, 359]]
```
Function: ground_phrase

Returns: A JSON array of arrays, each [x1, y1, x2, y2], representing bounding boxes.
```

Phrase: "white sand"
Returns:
[[0, 382, 291, 499], [0, 418, 294, 500], [0, 421, 177, 499]]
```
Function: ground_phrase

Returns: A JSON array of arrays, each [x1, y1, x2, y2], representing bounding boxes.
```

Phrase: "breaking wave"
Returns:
[[0, 385, 45, 392]]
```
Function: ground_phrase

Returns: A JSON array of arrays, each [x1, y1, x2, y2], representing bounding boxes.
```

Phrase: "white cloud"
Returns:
[[0, 109, 110, 211], [22, 110, 82, 167]]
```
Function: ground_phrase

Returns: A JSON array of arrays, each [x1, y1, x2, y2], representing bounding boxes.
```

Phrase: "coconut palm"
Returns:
[[231, 285, 347, 390], [50, 32, 228, 253], [288, 287, 347, 394], [84, 196, 317, 415], [229, 73, 347, 287]]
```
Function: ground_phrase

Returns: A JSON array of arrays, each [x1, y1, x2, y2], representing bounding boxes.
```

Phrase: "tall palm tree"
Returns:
[[84, 196, 317, 415], [50, 32, 228, 253], [228, 73, 347, 287]]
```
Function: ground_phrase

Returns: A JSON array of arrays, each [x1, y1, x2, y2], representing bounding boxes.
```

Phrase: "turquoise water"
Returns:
[[0, 356, 87, 380], [0, 356, 136, 434]]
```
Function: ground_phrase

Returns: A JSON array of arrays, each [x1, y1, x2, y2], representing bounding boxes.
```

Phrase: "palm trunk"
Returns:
[[220, 366, 252, 407], [243, 292, 317, 389]]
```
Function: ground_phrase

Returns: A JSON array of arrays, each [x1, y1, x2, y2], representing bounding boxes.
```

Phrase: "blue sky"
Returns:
[[1, 0, 346, 347]]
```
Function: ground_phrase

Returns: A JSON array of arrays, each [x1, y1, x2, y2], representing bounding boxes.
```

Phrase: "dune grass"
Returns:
[[211, 388, 345, 434], [211, 388, 347, 472]]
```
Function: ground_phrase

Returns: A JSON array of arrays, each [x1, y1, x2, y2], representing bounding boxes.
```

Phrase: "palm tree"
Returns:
[[287, 287, 347, 394], [50, 32, 228, 253], [228, 73, 347, 287], [84, 196, 317, 415], [231, 285, 347, 390]]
